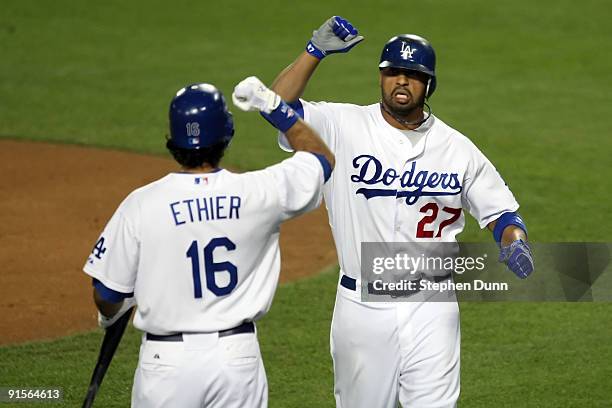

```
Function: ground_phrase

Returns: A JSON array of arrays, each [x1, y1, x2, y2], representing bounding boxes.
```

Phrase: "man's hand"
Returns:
[[232, 76, 281, 114], [499, 239, 534, 279], [306, 16, 364, 59], [233, 76, 299, 133], [98, 297, 136, 329]]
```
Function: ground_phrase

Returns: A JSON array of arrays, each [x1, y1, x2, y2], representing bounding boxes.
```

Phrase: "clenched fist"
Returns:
[[232, 76, 281, 114]]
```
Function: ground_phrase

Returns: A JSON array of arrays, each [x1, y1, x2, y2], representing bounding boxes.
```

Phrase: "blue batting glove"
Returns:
[[498, 239, 534, 279], [306, 16, 364, 60]]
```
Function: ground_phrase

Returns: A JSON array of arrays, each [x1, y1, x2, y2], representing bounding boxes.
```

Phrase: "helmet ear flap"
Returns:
[[426, 78, 431, 99], [426, 76, 437, 98]]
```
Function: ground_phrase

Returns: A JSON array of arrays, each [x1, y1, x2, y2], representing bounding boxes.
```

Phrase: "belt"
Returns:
[[146, 321, 255, 342], [340, 273, 452, 296]]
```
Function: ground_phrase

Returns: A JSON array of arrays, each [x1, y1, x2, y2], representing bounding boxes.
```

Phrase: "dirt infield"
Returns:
[[0, 140, 336, 345]]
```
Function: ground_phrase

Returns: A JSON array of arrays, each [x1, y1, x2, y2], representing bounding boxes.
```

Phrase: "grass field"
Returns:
[[1, 0, 611, 406]]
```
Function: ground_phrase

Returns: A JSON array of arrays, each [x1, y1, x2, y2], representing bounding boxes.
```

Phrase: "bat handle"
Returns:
[[81, 307, 134, 408]]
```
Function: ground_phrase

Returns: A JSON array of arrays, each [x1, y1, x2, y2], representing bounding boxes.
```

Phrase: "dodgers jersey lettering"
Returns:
[[84, 152, 324, 335], [280, 101, 518, 280]]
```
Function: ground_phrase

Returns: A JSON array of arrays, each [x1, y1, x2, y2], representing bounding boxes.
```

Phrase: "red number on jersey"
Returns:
[[416, 203, 462, 238], [436, 207, 462, 237], [416, 202, 438, 238]]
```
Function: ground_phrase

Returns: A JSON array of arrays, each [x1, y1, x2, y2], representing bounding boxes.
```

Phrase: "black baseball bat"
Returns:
[[82, 307, 134, 408]]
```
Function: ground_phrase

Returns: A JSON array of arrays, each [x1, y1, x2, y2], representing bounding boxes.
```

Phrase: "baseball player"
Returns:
[[270, 16, 534, 407], [83, 77, 334, 407]]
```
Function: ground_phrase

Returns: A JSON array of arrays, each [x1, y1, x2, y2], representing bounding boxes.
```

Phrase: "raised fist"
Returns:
[[232, 76, 280, 114], [306, 16, 364, 59]]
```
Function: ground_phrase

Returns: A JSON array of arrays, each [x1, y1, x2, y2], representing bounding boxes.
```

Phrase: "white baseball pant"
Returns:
[[131, 328, 267, 407], [330, 279, 460, 408]]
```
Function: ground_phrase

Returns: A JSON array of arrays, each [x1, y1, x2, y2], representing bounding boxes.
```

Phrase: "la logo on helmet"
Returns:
[[400, 43, 416, 60]]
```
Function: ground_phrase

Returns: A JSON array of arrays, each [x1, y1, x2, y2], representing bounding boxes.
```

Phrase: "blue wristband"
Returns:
[[260, 100, 299, 133], [493, 212, 527, 244], [306, 41, 326, 60]]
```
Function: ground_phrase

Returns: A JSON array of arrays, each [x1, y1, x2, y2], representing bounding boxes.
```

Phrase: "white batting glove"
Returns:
[[98, 296, 136, 329], [232, 76, 281, 114]]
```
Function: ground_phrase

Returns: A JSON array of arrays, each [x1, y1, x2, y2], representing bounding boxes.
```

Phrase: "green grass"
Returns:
[[2, 0, 611, 239], [2, 0, 612, 239], [2, 0, 612, 406], [1, 269, 611, 407]]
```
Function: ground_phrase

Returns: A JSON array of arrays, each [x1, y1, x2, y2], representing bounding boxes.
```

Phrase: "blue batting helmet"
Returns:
[[379, 34, 437, 97], [169, 83, 234, 149]]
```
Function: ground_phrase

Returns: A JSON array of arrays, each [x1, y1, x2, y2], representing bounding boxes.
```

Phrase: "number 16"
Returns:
[[186, 237, 238, 298]]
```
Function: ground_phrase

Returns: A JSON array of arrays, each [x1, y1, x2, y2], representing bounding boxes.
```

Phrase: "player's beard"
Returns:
[[381, 87, 426, 119]]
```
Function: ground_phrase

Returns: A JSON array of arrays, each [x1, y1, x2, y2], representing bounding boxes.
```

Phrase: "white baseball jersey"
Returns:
[[279, 100, 519, 408], [280, 101, 519, 280], [83, 151, 325, 335]]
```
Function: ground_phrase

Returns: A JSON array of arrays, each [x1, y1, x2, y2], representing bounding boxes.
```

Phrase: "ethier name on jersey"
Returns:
[[351, 155, 462, 205], [170, 195, 241, 226]]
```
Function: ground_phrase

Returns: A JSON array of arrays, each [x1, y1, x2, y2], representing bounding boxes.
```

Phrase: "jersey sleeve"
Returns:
[[461, 145, 519, 229], [266, 151, 327, 221], [278, 99, 338, 154], [83, 195, 140, 294]]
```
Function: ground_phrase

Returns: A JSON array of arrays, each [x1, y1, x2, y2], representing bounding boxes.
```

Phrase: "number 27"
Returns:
[[416, 203, 462, 238]]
